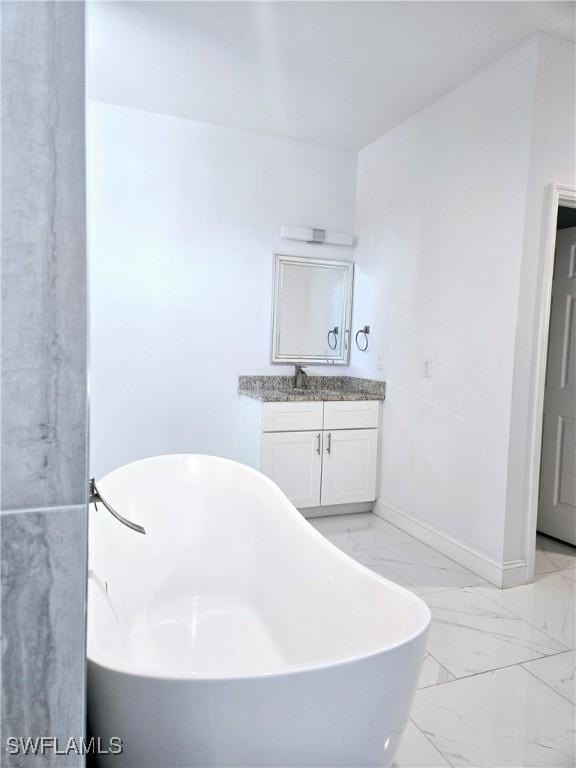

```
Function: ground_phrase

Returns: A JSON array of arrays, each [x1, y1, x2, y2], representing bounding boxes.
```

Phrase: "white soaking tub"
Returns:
[[87, 454, 430, 767]]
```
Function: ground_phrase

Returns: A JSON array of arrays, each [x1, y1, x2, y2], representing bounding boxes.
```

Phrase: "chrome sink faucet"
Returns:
[[294, 365, 308, 389]]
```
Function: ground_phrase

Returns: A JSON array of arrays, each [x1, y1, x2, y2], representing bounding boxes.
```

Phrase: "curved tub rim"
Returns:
[[87, 612, 430, 684], [88, 452, 431, 682]]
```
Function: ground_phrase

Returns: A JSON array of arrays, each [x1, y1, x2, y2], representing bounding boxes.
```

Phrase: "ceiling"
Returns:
[[88, 1, 575, 149]]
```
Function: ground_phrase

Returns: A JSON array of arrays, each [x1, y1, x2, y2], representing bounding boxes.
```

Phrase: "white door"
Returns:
[[321, 429, 378, 506], [261, 431, 322, 508], [538, 226, 576, 545]]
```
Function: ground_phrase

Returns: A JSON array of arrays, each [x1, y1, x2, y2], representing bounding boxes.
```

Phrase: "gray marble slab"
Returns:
[[238, 374, 386, 402], [1, 3, 88, 765], [1, 0, 87, 511], [1, 506, 87, 767]]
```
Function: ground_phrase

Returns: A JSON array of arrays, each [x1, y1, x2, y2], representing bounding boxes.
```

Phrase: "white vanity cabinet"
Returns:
[[320, 428, 378, 506], [239, 398, 380, 513], [261, 431, 322, 508]]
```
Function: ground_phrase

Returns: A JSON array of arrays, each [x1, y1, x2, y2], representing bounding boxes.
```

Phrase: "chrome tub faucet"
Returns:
[[89, 477, 146, 534]]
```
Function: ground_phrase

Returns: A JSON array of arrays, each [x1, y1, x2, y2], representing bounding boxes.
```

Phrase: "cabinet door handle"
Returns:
[[316, 433, 321, 455], [326, 432, 332, 455]]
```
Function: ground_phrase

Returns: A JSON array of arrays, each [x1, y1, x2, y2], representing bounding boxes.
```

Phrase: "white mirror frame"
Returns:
[[271, 253, 354, 365]]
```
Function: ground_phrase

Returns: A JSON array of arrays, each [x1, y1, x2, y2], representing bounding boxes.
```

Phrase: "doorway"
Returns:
[[537, 204, 576, 548]]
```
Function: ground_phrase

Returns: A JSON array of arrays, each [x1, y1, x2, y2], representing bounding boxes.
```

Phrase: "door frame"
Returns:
[[526, 183, 576, 579]]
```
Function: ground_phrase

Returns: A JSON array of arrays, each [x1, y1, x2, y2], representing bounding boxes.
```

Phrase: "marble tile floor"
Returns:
[[310, 513, 576, 768]]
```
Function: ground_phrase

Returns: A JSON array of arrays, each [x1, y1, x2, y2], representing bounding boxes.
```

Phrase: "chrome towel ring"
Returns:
[[327, 326, 339, 350], [355, 325, 370, 352]]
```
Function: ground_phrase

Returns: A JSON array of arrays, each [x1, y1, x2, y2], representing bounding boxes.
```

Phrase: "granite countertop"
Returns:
[[238, 375, 386, 402]]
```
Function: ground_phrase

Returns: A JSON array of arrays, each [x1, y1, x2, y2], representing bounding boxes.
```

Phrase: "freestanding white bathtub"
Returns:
[[88, 454, 430, 768]]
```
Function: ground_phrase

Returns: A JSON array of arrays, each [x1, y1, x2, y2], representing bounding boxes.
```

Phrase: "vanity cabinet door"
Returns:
[[261, 431, 322, 508], [321, 429, 378, 506]]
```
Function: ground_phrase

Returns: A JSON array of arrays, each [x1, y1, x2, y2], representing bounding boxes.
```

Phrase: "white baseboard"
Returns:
[[500, 559, 530, 588], [375, 502, 529, 589], [302, 502, 373, 519]]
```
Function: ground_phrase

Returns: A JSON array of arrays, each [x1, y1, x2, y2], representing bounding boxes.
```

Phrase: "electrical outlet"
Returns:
[[423, 359, 432, 378], [376, 353, 385, 371]]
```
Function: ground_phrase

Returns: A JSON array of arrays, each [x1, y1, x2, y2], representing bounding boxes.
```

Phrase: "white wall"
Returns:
[[351, 33, 575, 574], [88, 102, 356, 478], [504, 34, 576, 563], [351, 37, 538, 566]]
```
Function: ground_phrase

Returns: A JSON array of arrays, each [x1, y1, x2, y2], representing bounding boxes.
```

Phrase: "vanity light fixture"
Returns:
[[280, 225, 355, 247]]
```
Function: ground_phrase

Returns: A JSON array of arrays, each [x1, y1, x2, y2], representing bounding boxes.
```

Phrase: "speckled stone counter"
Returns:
[[238, 375, 386, 402]]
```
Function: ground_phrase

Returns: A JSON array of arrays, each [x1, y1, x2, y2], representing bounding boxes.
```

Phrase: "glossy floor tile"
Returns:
[[361, 558, 413, 587], [478, 569, 576, 649], [312, 518, 486, 593], [522, 650, 576, 705], [310, 513, 576, 767], [393, 719, 451, 767], [417, 653, 455, 689], [312, 512, 414, 553], [360, 540, 487, 593], [423, 586, 568, 678], [410, 665, 576, 767], [535, 534, 576, 574]]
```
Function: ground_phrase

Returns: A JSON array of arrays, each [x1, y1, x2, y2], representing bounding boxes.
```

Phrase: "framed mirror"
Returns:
[[271, 254, 354, 365]]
